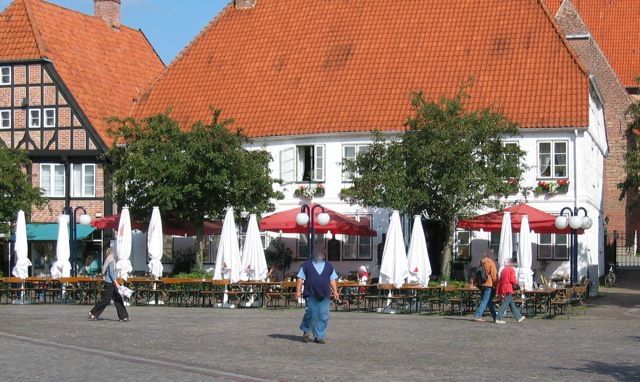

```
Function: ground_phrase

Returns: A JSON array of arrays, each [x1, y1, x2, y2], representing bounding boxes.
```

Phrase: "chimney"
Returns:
[[234, 0, 256, 9], [94, 0, 121, 27]]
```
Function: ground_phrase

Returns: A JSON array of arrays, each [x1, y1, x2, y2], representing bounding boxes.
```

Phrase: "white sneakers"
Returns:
[[494, 320, 507, 324], [517, 316, 526, 323]]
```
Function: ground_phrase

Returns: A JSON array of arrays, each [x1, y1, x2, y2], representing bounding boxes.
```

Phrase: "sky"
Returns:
[[0, 0, 230, 64]]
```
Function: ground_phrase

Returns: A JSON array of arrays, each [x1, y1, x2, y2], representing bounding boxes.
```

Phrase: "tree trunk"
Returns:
[[440, 220, 456, 280], [195, 222, 205, 271]]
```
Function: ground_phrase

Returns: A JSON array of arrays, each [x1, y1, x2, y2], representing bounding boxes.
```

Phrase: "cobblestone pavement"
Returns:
[[1, 274, 639, 382]]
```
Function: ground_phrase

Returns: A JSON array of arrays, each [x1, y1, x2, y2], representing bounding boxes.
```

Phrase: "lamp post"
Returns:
[[296, 204, 331, 259], [554, 207, 593, 284], [62, 206, 92, 276]]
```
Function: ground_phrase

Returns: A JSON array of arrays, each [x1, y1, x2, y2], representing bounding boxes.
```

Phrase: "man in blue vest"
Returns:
[[294, 248, 340, 344]]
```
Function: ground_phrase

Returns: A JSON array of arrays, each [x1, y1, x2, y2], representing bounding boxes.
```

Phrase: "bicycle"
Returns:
[[604, 263, 616, 288]]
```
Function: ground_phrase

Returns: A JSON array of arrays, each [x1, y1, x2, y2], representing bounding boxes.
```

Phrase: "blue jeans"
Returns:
[[474, 287, 497, 321], [497, 294, 522, 321], [300, 296, 330, 340]]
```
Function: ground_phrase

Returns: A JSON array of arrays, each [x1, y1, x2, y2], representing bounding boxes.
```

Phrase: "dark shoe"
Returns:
[[314, 338, 326, 344], [302, 333, 311, 343], [88, 313, 97, 321], [119, 317, 130, 322]]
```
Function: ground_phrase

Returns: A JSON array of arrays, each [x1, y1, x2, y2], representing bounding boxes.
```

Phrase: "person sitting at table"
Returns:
[[495, 258, 525, 324], [294, 247, 340, 344], [473, 250, 498, 322], [267, 264, 284, 282], [84, 255, 100, 276]]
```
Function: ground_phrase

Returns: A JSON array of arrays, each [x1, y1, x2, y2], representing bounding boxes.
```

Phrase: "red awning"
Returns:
[[92, 214, 222, 236], [259, 205, 377, 236], [457, 204, 576, 234]]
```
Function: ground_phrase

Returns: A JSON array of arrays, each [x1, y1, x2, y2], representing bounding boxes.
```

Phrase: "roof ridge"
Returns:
[[20, 0, 47, 57], [134, 1, 235, 111]]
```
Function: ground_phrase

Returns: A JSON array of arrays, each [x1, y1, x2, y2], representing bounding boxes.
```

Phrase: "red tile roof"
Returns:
[[555, 0, 640, 88], [135, 0, 589, 138], [543, 0, 564, 14], [0, 0, 165, 146]]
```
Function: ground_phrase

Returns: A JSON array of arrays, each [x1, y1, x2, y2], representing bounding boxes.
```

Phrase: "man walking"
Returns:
[[295, 249, 340, 344], [473, 250, 498, 322]]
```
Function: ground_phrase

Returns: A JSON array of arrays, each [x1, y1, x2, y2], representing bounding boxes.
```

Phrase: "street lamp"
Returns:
[[62, 206, 92, 276], [296, 204, 331, 259], [554, 207, 592, 284]]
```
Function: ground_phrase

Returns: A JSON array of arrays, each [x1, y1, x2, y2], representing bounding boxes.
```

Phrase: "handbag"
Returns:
[[118, 285, 134, 299]]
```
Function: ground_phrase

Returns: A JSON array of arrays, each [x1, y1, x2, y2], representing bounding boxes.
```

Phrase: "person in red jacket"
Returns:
[[495, 258, 525, 324]]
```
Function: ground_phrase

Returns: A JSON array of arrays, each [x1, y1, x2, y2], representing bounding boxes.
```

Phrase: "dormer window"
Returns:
[[0, 67, 10, 85]]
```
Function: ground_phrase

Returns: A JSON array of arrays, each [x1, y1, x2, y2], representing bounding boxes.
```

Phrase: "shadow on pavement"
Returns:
[[551, 361, 640, 381], [268, 334, 306, 343]]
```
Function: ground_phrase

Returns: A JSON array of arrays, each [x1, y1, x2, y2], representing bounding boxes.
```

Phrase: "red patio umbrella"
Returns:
[[92, 214, 222, 236], [457, 204, 578, 234], [259, 205, 377, 236]]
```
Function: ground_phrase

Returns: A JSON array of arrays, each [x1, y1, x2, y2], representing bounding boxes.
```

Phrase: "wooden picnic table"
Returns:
[[525, 288, 562, 316]]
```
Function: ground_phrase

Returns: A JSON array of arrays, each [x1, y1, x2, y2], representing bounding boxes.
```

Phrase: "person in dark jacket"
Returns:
[[88, 248, 129, 322], [495, 258, 525, 324], [294, 248, 340, 344]]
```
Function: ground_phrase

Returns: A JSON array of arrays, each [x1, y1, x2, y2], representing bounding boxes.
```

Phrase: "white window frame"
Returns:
[[341, 215, 373, 260], [279, 147, 296, 183], [71, 163, 96, 197], [29, 109, 41, 128], [0, 110, 10, 129], [39, 163, 65, 197], [282, 145, 326, 183], [537, 140, 568, 179], [43, 108, 56, 128], [314, 144, 325, 182], [455, 230, 472, 260], [538, 234, 569, 260], [0, 66, 10, 85], [342, 144, 369, 182]]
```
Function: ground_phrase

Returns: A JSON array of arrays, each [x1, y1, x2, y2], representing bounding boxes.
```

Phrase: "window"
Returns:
[[455, 231, 471, 260], [297, 234, 326, 259], [538, 234, 569, 260], [342, 215, 373, 260], [342, 144, 369, 182], [0, 66, 10, 85], [538, 141, 567, 178], [29, 109, 41, 128], [0, 110, 10, 129], [44, 108, 56, 128], [204, 235, 221, 264], [40, 164, 65, 197], [71, 164, 95, 197], [279, 145, 326, 183], [490, 232, 518, 258]]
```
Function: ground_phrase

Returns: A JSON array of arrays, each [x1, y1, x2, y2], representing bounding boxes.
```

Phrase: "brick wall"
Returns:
[[556, 2, 635, 238]]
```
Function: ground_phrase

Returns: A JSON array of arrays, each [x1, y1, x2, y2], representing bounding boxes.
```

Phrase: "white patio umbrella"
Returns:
[[214, 208, 242, 283], [12, 210, 30, 279], [406, 215, 432, 286], [116, 207, 133, 281], [147, 206, 164, 279], [498, 211, 513, 272], [517, 215, 534, 290], [380, 211, 409, 289], [51, 214, 71, 278], [241, 214, 268, 282], [12, 210, 31, 304]]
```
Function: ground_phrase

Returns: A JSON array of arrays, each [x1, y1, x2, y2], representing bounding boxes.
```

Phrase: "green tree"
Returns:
[[0, 147, 45, 235], [341, 91, 526, 278], [108, 110, 282, 267], [618, 99, 640, 206]]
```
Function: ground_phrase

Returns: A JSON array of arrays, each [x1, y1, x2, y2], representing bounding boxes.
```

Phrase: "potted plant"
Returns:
[[314, 183, 325, 197], [557, 179, 570, 193]]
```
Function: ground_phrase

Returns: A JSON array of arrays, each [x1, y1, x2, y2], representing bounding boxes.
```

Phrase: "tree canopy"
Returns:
[[341, 91, 526, 277], [108, 110, 282, 266], [618, 100, 640, 206], [0, 147, 45, 235]]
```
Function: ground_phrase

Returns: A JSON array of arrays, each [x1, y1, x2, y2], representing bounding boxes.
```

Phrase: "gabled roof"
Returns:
[[0, 0, 165, 146], [135, 0, 589, 138], [547, 0, 640, 88]]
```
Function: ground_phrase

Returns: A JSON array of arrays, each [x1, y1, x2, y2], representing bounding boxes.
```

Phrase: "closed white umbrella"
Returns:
[[116, 207, 133, 281], [380, 211, 409, 289], [51, 214, 71, 278], [147, 206, 164, 278], [12, 210, 30, 279], [517, 215, 534, 290], [498, 211, 512, 271], [406, 215, 432, 286], [241, 214, 268, 281], [213, 208, 242, 283]]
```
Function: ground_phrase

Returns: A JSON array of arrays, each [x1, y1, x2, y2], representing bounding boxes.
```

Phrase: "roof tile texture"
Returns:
[[135, 0, 589, 138]]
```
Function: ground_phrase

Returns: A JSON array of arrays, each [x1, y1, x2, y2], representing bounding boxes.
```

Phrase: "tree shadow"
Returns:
[[268, 334, 306, 343], [552, 361, 640, 381]]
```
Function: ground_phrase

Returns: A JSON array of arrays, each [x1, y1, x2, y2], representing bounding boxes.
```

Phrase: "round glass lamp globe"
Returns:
[[569, 215, 583, 230], [317, 212, 331, 226], [78, 214, 92, 226], [581, 216, 593, 230], [296, 212, 310, 226], [554, 216, 568, 230]]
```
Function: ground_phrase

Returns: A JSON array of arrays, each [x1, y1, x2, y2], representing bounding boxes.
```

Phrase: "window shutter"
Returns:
[[314, 144, 325, 181], [280, 147, 295, 183]]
